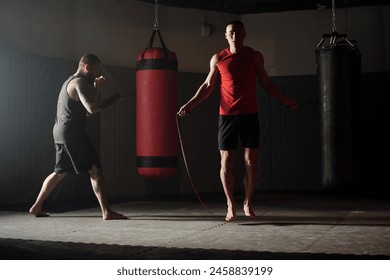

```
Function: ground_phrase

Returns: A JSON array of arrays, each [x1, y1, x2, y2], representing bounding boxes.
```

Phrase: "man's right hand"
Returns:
[[177, 105, 191, 117]]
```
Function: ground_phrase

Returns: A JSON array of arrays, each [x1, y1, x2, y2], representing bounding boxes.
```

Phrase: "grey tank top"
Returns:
[[53, 75, 89, 143]]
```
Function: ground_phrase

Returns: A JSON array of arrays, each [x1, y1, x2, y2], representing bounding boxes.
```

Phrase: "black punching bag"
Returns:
[[316, 33, 361, 189]]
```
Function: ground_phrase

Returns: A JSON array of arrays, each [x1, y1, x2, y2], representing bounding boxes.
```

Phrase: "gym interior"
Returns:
[[0, 0, 389, 260]]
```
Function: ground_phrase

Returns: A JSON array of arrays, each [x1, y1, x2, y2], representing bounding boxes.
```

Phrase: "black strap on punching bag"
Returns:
[[136, 29, 177, 71], [144, 28, 168, 58]]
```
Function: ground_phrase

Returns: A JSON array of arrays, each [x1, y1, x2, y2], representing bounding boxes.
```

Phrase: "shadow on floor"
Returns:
[[1, 238, 387, 260]]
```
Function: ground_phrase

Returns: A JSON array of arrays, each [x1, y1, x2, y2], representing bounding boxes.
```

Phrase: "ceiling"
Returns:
[[138, 0, 390, 15]]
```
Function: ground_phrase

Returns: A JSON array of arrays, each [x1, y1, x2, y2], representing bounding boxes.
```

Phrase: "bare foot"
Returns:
[[243, 204, 256, 218], [103, 211, 128, 220], [225, 206, 236, 222], [29, 206, 50, 217]]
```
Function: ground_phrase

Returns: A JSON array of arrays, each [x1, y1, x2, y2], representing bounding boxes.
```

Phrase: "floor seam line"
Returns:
[[160, 222, 228, 248], [303, 211, 352, 253]]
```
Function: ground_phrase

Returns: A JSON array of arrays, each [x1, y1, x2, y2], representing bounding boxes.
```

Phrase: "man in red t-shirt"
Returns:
[[178, 20, 298, 222]]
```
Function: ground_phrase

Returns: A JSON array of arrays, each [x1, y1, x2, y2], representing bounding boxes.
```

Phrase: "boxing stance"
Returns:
[[29, 54, 127, 220]]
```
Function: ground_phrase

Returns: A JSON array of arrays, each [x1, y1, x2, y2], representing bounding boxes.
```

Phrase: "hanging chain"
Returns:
[[332, 0, 337, 33], [154, 0, 159, 30], [344, 0, 349, 35]]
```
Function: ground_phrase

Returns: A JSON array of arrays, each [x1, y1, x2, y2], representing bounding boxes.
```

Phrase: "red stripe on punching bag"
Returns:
[[136, 44, 178, 179]]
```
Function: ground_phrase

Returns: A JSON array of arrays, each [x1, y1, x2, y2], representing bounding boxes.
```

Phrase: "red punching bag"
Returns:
[[136, 29, 178, 179]]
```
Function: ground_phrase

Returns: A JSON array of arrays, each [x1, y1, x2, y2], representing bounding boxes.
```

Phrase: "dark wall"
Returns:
[[357, 71, 389, 191]]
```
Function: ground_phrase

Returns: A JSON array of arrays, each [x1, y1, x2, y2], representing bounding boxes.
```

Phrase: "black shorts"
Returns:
[[218, 113, 260, 150], [54, 138, 101, 174]]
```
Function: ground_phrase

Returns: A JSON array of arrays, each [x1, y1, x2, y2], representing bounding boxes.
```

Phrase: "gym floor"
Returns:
[[1, 192, 389, 260]]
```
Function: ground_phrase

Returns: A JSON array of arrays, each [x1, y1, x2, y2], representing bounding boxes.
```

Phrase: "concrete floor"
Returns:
[[1, 192, 390, 260]]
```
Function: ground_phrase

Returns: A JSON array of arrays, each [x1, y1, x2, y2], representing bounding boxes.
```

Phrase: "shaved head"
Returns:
[[80, 53, 101, 66], [226, 20, 245, 30]]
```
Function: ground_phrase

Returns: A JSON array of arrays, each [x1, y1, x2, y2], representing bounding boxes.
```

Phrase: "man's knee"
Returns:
[[244, 158, 258, 169], [244, 149, 258, 169], [220, 150, 236, 170]]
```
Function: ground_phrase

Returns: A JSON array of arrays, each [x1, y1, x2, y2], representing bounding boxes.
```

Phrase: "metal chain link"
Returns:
[[332, 0, 337, 32], [154, 0, 159, 30], [344, 0, 349, 35]]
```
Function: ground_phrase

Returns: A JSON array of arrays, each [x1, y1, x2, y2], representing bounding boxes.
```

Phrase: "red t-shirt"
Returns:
[[216, 46, 258, 115]]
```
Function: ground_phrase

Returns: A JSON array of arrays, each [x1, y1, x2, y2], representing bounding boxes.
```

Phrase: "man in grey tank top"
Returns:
[[29, 54, 127, 220]]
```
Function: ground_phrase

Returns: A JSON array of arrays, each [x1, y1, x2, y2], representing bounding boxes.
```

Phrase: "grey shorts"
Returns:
[[54, 138, 101, 174], [218, 113, 260, 150]]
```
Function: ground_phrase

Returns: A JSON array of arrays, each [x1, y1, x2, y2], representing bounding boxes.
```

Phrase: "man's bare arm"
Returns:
[[177, 54, 219, 116], [76, 78, 122, 114]]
